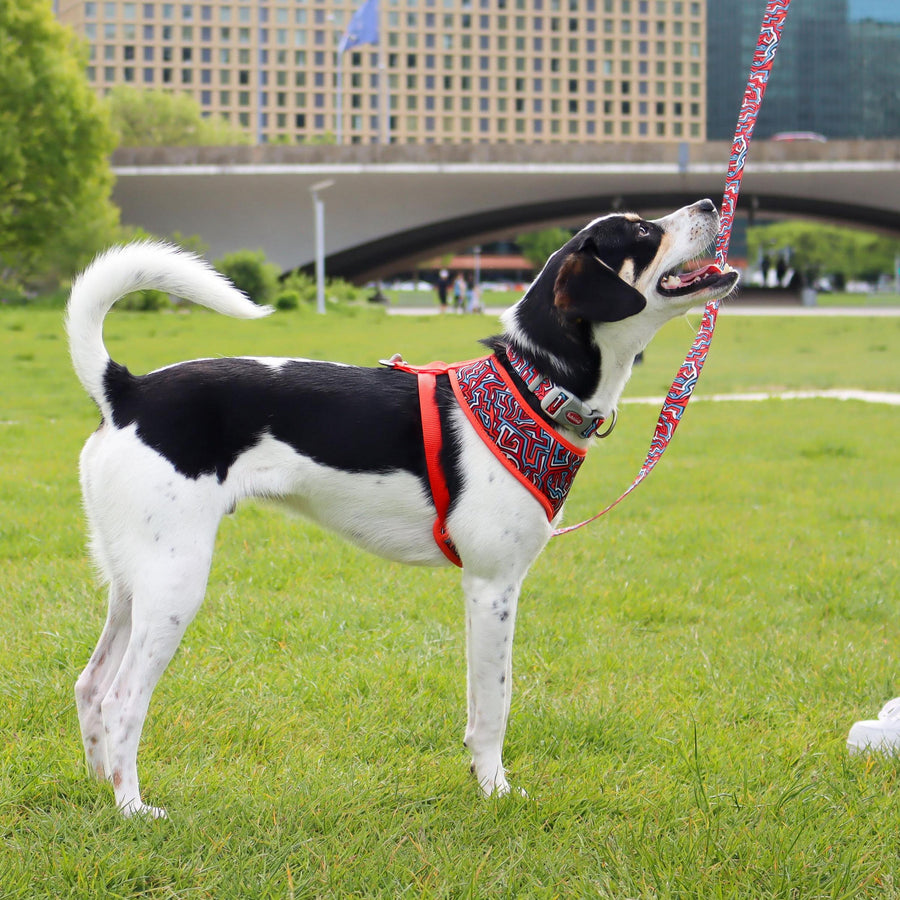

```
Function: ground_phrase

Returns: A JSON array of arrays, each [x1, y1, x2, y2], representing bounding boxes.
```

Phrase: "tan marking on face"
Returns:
[[618, 259, 635, 285], [635, 230, 676, 293]]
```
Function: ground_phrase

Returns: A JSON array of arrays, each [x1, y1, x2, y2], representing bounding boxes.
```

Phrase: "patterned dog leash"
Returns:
[[554, 0, 792, 537]]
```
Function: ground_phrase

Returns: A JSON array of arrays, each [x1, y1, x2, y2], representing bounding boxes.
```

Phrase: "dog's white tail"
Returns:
[[66, 241, 272, 417]]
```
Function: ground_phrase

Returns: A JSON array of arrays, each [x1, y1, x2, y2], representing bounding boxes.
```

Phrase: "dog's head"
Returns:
[[500, 200, 740, 408], [548, 199, 739, 323]]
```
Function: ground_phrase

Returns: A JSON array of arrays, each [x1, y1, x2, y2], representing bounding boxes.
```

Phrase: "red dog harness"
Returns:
[[383, 352, 600, 567]]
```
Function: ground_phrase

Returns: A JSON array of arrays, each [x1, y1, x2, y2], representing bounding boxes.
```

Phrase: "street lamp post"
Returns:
[[309, 179, 335, 315]]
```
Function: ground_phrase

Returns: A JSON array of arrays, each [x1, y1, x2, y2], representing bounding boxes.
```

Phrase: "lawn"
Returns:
[[1, 304, 899, 898], [813, 292, 900, 308], [382, 288, 900, 311]]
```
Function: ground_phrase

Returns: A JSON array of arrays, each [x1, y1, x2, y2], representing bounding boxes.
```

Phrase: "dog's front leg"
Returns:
[[462, 571, 522, 796]]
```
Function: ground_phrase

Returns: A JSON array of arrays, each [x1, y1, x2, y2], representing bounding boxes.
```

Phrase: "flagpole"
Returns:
[[336, 0, 379, 145]]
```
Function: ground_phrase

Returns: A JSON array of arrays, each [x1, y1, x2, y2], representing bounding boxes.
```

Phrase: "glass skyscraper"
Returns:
[[707, 0, 900, 140]]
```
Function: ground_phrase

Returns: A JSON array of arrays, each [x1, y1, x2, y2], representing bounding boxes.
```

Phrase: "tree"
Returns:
[[747, 221, 900, 285], [107, 86, 250, 146], [515, 227, 575, 269], [0, 0, 119, 291]]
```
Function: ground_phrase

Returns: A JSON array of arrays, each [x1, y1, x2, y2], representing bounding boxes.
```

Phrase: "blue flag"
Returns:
[[338, 0, 379, 53]]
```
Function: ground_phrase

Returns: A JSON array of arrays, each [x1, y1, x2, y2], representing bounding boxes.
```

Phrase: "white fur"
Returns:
[[69, 206, 735, 816], [66, 242, 272, 419]]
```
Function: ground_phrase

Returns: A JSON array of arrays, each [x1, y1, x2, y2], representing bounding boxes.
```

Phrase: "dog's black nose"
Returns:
[[697, 198, 716, 213]]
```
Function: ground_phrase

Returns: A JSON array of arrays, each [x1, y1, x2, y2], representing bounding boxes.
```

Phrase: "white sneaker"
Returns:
[[847, 698, 900, 755]]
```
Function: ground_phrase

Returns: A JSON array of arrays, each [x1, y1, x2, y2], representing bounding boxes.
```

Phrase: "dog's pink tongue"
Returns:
[[678, 263, 722, 286], [691, 263, 722, 278]]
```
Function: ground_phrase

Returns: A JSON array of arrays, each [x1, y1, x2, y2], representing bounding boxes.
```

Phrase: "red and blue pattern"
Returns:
[[450, 356, 586, 520], [716, 0, 791, 268], [555, 0, 792, 535]]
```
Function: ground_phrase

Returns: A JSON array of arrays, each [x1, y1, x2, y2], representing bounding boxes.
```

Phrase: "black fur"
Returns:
[[487, 213, 661, 404], [103, 358, 428, 485], [102, 213, 660, 506], [567, 213, 664, 276]]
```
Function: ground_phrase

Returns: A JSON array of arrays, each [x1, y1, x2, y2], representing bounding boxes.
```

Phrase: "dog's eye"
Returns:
[[636, 223, 650, 237]]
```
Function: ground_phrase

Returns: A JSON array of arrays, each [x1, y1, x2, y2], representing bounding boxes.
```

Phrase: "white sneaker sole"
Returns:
[[847, 719, 900, 755]]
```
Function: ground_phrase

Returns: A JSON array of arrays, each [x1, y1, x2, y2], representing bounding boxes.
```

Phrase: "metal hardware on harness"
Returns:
[[538, 387, 614, 440], [506, 346, 608, 440], [594, 407, 617, 439]]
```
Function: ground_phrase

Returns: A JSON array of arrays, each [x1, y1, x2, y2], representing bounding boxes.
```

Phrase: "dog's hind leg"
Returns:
[[75, 579, 133, 781], [462, 571, 524, 797], [100, 548, 214, 818]]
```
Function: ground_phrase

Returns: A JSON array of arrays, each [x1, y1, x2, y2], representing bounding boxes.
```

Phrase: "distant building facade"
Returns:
[[55, 0, 709, 145], [707, 0, 900, 140]]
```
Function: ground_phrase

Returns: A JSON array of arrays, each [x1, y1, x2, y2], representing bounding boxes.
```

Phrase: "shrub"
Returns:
[[117, 289, 172, 311], [280, 270, 317, 305], [215, 249, 280, 306], [275, 290, 300, 311], [276, 270, 369, 308], [325, 277, 367, 304]]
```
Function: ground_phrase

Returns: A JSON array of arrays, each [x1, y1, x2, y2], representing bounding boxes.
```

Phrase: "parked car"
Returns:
[[771, 131, 827, 142]]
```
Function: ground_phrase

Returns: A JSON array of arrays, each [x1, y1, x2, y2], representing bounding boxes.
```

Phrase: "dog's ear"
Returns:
[[553, 252, 647, 322]]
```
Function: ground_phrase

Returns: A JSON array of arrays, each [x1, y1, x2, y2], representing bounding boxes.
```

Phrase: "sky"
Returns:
[[848, 0, 900, 23]]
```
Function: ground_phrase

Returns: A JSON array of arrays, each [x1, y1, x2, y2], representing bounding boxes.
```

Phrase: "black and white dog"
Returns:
[[68, 199, 738, 817]]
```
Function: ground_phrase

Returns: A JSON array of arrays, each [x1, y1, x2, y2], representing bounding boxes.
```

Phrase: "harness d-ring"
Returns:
[[594, 408, 617, 439]]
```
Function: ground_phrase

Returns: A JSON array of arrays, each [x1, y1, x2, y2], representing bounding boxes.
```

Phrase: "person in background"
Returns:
[[452, 273, 467, 313], [435, 268, 450, 312], [467, 279, 483, 314]]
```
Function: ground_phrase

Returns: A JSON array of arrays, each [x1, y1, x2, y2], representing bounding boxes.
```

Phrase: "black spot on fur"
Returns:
[[103, 359, 429, 485]]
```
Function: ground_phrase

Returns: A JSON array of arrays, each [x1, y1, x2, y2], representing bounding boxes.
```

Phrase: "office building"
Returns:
[[56, 0, 709, 145]]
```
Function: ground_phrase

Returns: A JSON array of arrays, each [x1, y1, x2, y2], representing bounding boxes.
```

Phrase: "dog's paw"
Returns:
[[479, 777, 529, 800], [471, 761, 514, 798], [483, 777, 511, 797], [120, 800, 168, 820]]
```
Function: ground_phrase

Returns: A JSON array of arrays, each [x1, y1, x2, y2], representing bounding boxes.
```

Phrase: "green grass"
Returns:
[[815, 291, 900, 308], [383, 288, 900, 311], [380, 288, 518, 310], [1, 305, 899, 898]]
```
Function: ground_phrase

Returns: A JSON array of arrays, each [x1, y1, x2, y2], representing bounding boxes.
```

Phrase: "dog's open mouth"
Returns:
[[658, 263, 738, 298]]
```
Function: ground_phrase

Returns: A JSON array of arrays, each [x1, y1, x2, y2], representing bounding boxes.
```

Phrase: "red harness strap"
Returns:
[[384, 351, 587, 567], [415, 368, 463, 567], [380, 355, 465, 567]]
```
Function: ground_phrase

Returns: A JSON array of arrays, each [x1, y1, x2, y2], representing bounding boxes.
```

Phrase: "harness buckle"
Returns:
[[540, 387, 606, 439]]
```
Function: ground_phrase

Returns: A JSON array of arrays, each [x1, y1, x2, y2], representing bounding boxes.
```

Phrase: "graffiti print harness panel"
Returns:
[[381, 352, 588, 567], [449, 355, 587, 521]]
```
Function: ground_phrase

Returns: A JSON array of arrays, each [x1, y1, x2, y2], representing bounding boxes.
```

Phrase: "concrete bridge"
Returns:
[[111, 141, 900, 281]]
